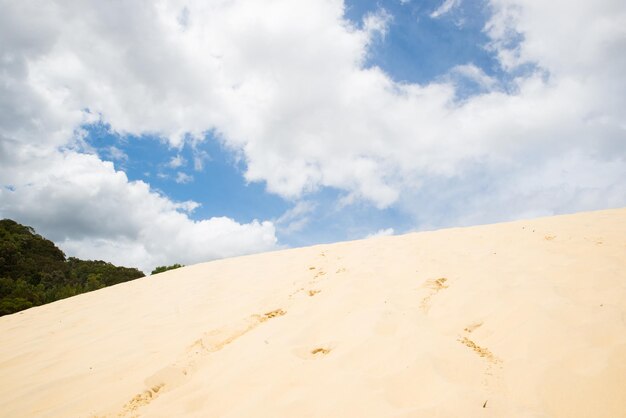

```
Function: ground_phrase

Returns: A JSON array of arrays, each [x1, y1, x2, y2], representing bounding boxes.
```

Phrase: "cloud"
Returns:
[[175, 171, 193, 184], [168, 155, 186, 169], [0, 150, 276, 272], [107, 146, 129, 162], [275, 201, 317, 234], [430, 0, 462, 19], [193, 150, 211, 171], [0, 0, 625, 265], [447, 63, 499, 91], [362, 8, 392, 40]]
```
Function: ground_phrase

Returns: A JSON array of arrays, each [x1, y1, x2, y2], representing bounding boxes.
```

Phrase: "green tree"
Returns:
[[85, 273, 105, 291], [151, 264, 184, 275], [0, 219, 145, 316]]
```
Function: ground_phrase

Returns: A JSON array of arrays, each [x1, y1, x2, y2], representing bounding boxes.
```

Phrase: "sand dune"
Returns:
[[1, 208, 625, 417]]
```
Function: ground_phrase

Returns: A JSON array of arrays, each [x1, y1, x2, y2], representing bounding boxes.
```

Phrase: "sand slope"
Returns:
[[1, 208, 625, 418]]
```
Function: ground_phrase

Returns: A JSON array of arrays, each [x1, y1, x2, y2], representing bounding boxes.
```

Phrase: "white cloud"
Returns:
[[448, 64, 499, 91], [175, 171, 194, 184], [108, 146, 129, 162], [275, 201, 317, 234], [168, 154, 186, 169], [0, 150, 276, 272], [363, 9, 392, 40], [0, 0, 625, 266], [430, 0, 462, 19], [193, 149, 211, 171]]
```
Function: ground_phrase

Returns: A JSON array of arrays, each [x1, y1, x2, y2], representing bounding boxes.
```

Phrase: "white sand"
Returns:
[[1, 208, 625, 418]]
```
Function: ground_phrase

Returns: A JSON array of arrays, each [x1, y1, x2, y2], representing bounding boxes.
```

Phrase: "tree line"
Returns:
[[151, 264, 184, 275], [0, 219, 145, 316]]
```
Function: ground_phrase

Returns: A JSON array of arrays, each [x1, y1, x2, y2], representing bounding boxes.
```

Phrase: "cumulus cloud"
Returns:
[[0, 0, 625, 268], [0, 150, 276, 272]]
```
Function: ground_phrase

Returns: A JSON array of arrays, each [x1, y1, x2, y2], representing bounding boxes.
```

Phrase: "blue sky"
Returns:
[[1, 0, 624, 271], [85, 121, 415, 248], [86, 123, 289, 224], [345, 0, 498, 83]]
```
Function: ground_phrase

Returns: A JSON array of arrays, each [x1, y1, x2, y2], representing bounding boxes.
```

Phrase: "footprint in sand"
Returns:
[[458, 336, 499, 364], [308, 265, 327, 280], [293, 345, 334, 359], [313, 270, 326, 279], [308, 289, 321, 297], [262, 309, 286, 320], [457, 329, 503, 391], [288, 287, 306, 299], [419, 278, 449, 313], [460, 322, 495, 363], [463, 322, 483, 333], [115, 309, 287, 417], [119, 382, 165, 416]]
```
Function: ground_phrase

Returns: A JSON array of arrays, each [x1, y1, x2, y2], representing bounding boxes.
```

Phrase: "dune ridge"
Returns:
[[1, 208, 625, 417]]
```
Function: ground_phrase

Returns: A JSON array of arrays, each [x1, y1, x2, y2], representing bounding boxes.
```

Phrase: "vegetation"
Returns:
[[0, 219, 144, 316], [151, 263, 184, 275]]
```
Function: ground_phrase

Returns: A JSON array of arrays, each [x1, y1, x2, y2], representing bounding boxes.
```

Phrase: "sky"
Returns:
[[1, 0, 625, 273]]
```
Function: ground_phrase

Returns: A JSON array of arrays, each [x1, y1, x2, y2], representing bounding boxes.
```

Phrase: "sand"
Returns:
[[1, 208, 625, 418]]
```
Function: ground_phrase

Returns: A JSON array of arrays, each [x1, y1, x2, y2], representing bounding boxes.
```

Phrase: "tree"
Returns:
[[0, 219, 145, 316], [151, 264, 184, 275]]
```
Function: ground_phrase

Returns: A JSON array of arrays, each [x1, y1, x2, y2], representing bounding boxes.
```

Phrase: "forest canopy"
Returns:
[[0, 219, 145, 316]]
